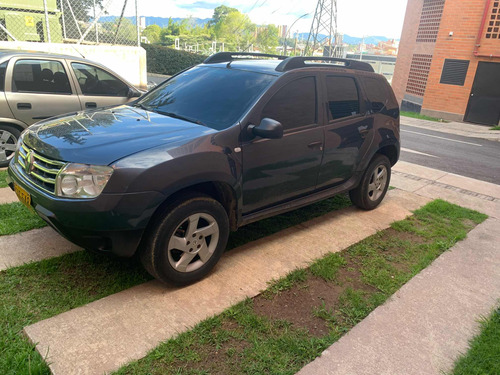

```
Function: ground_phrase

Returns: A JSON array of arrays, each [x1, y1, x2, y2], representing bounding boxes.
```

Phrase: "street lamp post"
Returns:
[[284, 13, 309, 56]]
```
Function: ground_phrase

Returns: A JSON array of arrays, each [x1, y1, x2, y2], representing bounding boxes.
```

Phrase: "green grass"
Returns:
[[451, 307, 500, 375], [0, 195, 352, 374], [114, 200, 487, 375], [0, 202, 47, 236], [401, 111, 447, 122], [490, 126, 500, 131], [0, 170, 8, 188]]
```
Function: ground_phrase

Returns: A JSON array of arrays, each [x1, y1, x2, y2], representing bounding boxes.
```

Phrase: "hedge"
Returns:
[[142, 44, 207, 76]]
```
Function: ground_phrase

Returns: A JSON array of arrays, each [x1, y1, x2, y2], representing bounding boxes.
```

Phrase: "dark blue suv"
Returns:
[[7, 53, 400, 285]]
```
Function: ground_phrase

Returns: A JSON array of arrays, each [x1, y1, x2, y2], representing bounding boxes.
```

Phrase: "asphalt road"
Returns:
[[399, 124, 500, 184]]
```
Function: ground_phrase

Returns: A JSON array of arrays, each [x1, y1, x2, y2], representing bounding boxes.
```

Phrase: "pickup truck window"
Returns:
[[138, 66, 276, 131]]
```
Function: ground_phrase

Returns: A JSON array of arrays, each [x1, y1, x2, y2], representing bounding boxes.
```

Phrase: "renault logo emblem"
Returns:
[[25, 151, 35, 175]]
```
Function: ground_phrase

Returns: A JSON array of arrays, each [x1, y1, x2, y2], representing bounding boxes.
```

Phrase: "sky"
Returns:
[[117, 0, 408, 39]]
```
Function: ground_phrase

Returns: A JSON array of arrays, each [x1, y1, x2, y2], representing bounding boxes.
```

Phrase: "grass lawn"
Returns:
[[0, 195, 351, 374], [451, 307, 500, 375], [401, 111, 448, 122], [490, 126, 500, 131], [114, 200, 487, 375], [0, 170, 8, 188], [0, 202, 47, 236]]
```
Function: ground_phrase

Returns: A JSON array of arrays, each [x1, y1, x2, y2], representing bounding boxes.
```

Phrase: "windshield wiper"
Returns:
[[154, 110, 207, 127], [134, 103, 153, 111]]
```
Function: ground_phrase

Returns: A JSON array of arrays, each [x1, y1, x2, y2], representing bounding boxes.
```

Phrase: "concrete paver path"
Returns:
[[0, 227, 81, 271], [298, 217, 500, 375], [24, 190, 429, 375]]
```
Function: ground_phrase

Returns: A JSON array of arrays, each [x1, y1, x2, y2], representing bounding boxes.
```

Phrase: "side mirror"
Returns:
[[248, 118, 283, 139], [127, 88, 142, 98]]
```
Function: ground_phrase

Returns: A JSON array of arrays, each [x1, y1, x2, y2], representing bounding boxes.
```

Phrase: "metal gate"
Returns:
[[464, 61, 500, 126]]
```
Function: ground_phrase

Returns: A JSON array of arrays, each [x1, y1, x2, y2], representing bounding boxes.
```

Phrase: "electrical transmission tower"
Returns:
[[305, 0, 341, 57]]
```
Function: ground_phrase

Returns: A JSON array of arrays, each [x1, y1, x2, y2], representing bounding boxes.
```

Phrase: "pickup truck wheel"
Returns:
[[0, 125, 21, 168], [349, 154, 391, 210], [140, 193, 229, 285]]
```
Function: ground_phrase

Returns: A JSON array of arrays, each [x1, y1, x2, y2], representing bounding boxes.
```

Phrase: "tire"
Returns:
[[349, 154, 391, 210], [0, 125, 21, 168], [140, 193, 230, 285]]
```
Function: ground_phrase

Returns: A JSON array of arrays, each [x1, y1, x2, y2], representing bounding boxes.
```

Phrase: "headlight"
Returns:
[[55, 163, 113, 199]]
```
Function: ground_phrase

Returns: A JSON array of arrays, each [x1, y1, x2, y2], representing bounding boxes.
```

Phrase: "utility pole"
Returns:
[[305, 0, 338, 57]]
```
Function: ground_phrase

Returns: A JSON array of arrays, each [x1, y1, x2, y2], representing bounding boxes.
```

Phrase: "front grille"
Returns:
[[16, 143, 66, 194]]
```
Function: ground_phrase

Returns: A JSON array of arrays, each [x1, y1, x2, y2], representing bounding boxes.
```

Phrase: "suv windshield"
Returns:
[[136, 66, 276, 130]]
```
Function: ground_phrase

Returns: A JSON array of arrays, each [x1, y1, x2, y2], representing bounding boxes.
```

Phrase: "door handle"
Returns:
[[17, 103, 32, 110], [85, 102, 97, 108], [308, 141, 323, 150]]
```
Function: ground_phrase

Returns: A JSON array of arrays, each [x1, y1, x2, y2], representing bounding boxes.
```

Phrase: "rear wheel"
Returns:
[[0, 125, 21, 168], [140, 193, 229, 285], [349, 154, 391, 210]]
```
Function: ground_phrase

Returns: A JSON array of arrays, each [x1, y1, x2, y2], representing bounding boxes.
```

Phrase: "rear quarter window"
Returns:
[[363, 77, 398, 112]]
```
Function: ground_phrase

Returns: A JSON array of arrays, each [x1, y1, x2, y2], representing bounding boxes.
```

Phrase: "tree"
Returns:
[[142, 24, 161, 43], [210, 5, 238, 26], [256, 25, 279, 53], [214, 10, 255, 50]]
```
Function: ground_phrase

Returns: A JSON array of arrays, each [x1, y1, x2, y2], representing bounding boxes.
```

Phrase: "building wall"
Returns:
[[0, 41, 147, 89], [393, 0, 500, 122], [422, 0, 499, 119]]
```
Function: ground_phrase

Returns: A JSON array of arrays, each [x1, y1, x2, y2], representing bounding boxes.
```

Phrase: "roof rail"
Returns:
[[203, 52, 287, 64], [276, 57, 374, 73]]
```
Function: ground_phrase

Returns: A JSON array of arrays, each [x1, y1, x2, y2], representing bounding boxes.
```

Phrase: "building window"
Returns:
[[486, 1, 500, 38], [440, 59, 470, 86], [416, 0, 446, 43], [406, 54, 433, 97]]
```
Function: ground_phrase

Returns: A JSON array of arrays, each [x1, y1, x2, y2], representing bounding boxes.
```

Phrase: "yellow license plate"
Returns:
[[14, 183, 32, 209]]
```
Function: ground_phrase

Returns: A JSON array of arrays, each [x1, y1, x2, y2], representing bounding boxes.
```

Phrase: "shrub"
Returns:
[[142, 44, 207, 76]]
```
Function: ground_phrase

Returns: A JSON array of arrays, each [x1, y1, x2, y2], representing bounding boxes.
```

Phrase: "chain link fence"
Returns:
[[0, 0, 139, 46]]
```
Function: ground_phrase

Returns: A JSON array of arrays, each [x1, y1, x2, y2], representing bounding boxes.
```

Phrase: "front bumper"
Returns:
[[7, 163, 165, 257]]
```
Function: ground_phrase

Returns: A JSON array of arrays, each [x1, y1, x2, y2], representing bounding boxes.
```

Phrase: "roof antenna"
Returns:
[[70, 45, 86, 59]]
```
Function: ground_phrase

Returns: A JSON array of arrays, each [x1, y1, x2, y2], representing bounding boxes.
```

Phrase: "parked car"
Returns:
[[7, 52, 400, 285], [0, 49, 143, 167]]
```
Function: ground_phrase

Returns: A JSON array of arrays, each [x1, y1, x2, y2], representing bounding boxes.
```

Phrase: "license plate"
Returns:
[[14, 183, 31, 209]]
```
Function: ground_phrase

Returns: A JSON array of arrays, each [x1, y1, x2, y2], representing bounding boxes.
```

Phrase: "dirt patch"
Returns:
[[252, 228, 427, 336]]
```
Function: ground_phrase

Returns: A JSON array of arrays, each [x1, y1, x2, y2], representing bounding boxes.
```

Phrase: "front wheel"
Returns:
[[0, 125, 21, 168], [349, 154, 391, 210], [140, 193, 229, 285]]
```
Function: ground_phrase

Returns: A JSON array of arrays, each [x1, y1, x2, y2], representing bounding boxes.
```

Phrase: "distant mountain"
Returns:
[[295, 33, 394, 45], [100, 16, 393, 44], [99, 16, 211, 27]]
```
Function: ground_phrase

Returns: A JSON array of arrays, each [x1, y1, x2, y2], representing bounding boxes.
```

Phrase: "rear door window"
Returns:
[[261, 76, 317, 130], [326, 76, 360, 120], [12, 59, 71, 94], [71, 62, 129, 97]]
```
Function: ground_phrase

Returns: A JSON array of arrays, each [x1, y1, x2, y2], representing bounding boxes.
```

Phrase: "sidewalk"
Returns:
[[401, 115, 500, 142], [297, 162, 500, 375]]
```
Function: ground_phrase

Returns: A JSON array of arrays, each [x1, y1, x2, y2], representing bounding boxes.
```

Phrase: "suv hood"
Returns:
[[24, 106, 217, 165]]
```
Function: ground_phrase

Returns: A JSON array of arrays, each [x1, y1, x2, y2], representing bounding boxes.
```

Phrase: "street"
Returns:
[[400, 123, 500, 184]]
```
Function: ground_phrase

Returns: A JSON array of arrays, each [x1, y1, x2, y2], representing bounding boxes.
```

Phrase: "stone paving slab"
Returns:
[[0, 227, 81, 271], [297, 217, 500, 375], [24, 189, 430, 375], [0, 187, 17, 205]]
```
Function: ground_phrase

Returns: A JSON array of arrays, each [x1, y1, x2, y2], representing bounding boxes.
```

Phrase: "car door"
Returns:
[[241, 74, 324, 214], [4, 58, 81, 126], [69, 61, 134, 110], [316, 73, 373, 189]]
